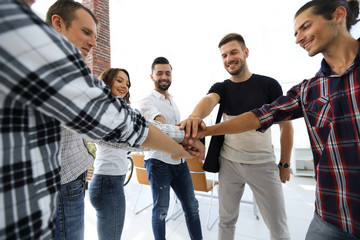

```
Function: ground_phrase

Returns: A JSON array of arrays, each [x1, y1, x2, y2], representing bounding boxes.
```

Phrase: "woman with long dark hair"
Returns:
[[89, 68, 132, 240]]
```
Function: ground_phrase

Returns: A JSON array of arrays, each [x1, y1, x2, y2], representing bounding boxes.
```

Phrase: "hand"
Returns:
[[278, 165, 291, 183], [177, 116, 206, 138], [170, 145, 194, 160], [196, 128, 208, 139], [181, 138, 206, 160]]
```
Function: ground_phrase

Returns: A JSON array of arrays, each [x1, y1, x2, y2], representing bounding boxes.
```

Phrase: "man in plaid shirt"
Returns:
[[0, 1, 204, 239], [44, 1, 98, 239], [181, 0, 360, 239]]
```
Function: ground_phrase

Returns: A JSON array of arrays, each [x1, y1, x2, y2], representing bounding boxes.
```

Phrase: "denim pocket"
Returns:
[[64, 180, 85, 200], [147, 159, 170, 183], [149, 159, 167, 167]]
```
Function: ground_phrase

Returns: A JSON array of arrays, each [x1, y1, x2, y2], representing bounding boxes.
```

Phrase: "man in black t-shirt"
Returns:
[[180, 33, 294, 240]]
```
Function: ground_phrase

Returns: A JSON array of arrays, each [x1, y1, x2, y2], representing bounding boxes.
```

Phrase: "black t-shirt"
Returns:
[[208, 74, 283, 115]]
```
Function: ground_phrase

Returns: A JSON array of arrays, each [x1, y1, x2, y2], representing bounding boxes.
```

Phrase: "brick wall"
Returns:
[[82, 0, 110, 77]]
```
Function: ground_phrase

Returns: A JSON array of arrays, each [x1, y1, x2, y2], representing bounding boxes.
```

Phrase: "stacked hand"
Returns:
[[177, 116, 207, 139], [170, 138, 205, 161], [170, 117, 207, 163], [181, 138, 205, 161]]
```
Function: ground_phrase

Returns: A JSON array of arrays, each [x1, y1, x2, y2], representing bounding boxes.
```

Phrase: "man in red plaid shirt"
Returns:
[[180, 0, 360, 239]]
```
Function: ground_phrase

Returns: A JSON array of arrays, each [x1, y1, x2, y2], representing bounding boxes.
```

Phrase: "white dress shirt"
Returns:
[[140, 90, 182, 165]]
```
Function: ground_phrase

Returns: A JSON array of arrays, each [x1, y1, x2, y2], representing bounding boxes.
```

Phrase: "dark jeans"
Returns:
[[145, 158, 202, 240]]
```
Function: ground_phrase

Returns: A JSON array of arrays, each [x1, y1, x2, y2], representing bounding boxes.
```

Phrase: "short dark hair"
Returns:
[[295, 0, 359, 32], [151, 57, 172, 73], [98, 68, 131, 104], [218, 33, 246, 49], [46, 0, 98, 28]]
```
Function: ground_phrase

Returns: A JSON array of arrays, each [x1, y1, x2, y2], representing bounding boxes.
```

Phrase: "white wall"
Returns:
[[33, 0, 360, 148]]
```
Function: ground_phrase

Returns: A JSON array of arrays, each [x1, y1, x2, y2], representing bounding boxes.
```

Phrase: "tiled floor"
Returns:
[[84, 171, 316, 240]]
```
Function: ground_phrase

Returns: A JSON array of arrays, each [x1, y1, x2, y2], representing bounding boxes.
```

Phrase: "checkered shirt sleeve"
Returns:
[[0, 2, 148, 239]]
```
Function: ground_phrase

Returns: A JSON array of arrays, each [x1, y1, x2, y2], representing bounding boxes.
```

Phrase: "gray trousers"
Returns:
[[218, 157, 290, 240]]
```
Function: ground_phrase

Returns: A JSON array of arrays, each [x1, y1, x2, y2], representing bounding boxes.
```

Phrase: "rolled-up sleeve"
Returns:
[[140, 97, 163, 121], [0, 8, 148, 147], [251, 82, 304, 132]]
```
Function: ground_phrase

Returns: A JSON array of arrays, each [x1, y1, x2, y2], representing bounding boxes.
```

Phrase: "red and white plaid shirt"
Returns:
[[252, 42, 360, 238]]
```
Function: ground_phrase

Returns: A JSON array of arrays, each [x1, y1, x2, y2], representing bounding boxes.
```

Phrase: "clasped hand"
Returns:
[[176, 116, 207, 139], [180, 138, 205, 161], [174, 117, 208, 162]]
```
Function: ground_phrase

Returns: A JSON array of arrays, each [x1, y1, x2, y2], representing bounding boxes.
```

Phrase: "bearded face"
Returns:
[[151, 64, 172, 92]]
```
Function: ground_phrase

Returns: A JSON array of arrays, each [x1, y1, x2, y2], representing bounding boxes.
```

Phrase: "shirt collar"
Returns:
[[152, 89, 171, 100], [354, 38, 360, 66], [319, 38, 360, 77]]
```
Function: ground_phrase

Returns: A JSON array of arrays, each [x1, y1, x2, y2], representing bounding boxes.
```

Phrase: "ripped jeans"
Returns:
[[145, 158, 202, 240]]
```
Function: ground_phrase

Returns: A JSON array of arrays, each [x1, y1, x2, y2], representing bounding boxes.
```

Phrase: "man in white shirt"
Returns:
[[140, 57, 202, 240]]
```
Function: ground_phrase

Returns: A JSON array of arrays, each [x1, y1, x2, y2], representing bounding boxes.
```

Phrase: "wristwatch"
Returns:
[[278, 162, 291, 168]]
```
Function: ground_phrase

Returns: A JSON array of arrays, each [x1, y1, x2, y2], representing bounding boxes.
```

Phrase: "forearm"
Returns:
[[140, 122, 185, 155], [201, 111, 261, 137], [189, 95, 218, 119], [95, 120, 185, 150], [151, 120, 184, 142], [279, 121, 294, 163], [278, 121, 293, 183], [94, 140, 146, 151]]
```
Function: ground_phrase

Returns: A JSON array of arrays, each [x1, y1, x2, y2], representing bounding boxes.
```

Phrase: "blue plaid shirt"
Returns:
[[252, 40, 360, 238], [0, 1, 148, 239]]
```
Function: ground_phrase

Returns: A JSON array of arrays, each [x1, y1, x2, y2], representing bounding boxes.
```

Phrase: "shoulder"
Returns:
[[252, 74, 278, 83], [140, 91, 156, 102], [253, 74, 281, 88], [210, 79, 230, 89], [208, 80, 229, 97]]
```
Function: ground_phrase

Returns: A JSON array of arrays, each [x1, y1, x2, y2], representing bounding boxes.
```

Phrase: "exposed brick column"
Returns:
[[82, 0, 110, 77]]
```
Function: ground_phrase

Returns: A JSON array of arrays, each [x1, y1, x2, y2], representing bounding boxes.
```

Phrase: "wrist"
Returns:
[[278, 162, 291, 168], [188, 115, 202, 120]]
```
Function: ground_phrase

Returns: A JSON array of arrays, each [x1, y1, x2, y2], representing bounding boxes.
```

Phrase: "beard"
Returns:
[[155, 81, 171, 91], [227, 63, 245, 76]]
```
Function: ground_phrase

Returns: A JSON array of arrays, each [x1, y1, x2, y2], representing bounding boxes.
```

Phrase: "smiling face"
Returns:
[[151, 64, 172, 92], [294, 7, 337, 57], [220, 40, 249, 76], [110, 71, 129, 99], [57, 8, 97, 59]]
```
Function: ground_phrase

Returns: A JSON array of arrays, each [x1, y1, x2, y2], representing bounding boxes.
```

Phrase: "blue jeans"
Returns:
[[145, 158, 202, 240], [89, 174, 126, 240], [306, 212, 358, 240], [55, 176, 86, 240]]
